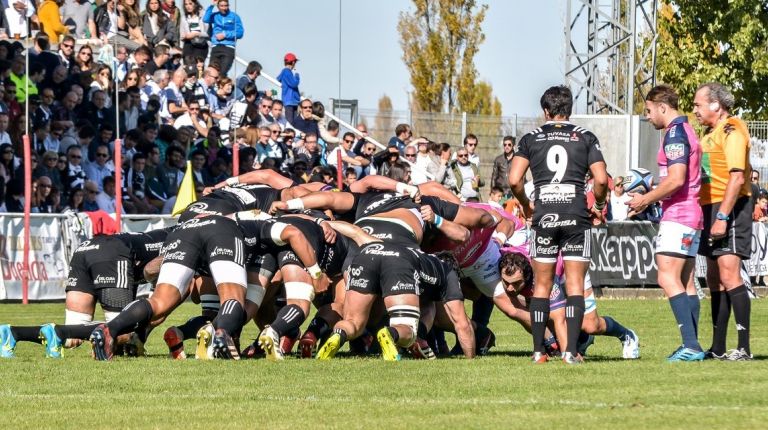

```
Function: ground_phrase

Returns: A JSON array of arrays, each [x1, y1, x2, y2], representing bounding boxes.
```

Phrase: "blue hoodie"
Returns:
[[277, 67, 301, 107], [203, 5, 244, 48]]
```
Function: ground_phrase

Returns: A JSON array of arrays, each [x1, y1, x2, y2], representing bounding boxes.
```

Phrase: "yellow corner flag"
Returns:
[[172, 161, 198, 216]]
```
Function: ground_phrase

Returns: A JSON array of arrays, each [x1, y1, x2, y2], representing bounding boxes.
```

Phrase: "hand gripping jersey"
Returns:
[[657, 116, 703, 229], [515, 121, 604, 223]]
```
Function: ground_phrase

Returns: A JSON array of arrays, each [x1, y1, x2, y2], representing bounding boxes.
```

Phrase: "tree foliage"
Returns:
[[398, 0, 501, 115], [656, 0, 768, 118]]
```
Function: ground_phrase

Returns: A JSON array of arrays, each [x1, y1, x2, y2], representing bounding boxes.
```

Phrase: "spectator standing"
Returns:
[[388, 123, 411, 154], [39, 0, 69, 44], [4, 0, 35, 39], [609, 176, 630, 221], [235, 60, 261, 100], [491, 136, 515, 196], [277, 52, 300, 120], [410, 138, 439, 185], [61, 0, 97, 39], [180, 0, 209, 64], [94, 0, 119, 40], [463, 133, 480, 167], [203, 0, 243, 77], [448, 147, 482, 201], [141, 0, 177, 48]]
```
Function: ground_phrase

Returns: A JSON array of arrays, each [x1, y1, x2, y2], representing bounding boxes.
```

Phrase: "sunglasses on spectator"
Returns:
[[81, 52, 92, 57], [405, 153, 417, 158], [261, 104, 272, 108], [45, 157, 57, 162], [301, 105, 312, 110], [3, 150, 13, 154], [503, 143, 513, 147], [457, 153, 468, 158], [344, 139, 354, 144], [86, 189, 98, 194], [96, 153, 109, 158], [61, 43, 73, 49], [272, 130, 281, 134], [69, 154, 82, 159]]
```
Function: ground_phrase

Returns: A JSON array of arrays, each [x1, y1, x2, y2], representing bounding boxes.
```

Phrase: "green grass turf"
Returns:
[[1, 299, 767, 429]]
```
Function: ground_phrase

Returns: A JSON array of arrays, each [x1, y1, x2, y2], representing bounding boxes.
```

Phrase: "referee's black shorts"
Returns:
[[698, 196, 753, 260]]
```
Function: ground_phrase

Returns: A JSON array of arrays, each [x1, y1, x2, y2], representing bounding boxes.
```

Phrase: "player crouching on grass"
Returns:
[[498, 251, 639, 360], [0, 229, 171, 359]]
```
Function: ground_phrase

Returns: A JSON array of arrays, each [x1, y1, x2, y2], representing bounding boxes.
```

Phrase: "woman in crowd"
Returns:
[[0, 143, 16, 185], [141, 0, 177, 48], [120, 69, 140, 91], [73, 45, 95, 75], [90, 64, 114, 108], [63, 188, 84, 212], [118, 0, 146, 46], [179, 0, 209, 65]]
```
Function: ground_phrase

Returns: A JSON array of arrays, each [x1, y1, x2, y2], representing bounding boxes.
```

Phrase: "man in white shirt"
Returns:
[[4, 0, 35, 38], [173, 100, 209, 138], [609, 176, 631, 221], [328, 131, 364, 176], [95, 175, 117, 213]]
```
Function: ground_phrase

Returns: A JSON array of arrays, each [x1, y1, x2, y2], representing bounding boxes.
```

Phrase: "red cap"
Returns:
[[284, 53, 298, 63]]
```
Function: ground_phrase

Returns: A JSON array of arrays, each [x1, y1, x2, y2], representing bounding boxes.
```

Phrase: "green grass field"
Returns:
[[1, 299, 767, 429]]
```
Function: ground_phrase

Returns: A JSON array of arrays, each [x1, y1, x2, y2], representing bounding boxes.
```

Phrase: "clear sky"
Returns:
[[225, 0, 565, 117]]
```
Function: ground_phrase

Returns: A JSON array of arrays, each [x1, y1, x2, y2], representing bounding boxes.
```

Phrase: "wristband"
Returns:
[[315, 218, 324, 225], [226, 176, 240, 186], [286, 198, 305, 211], [716, 211, 730, 221], [434, 215, 444, 228], [492, 231, 508, 245], [307, 263, 322, 279]]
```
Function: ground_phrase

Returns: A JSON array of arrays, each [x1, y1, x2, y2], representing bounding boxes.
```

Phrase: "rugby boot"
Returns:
[[241, 339, 266, 359], [562, 352, 584, 365], [407, 338, 436, 360], [531, 351, 548, 364], [298, 330, 318, 358], [212, 328, 240, 360], [316, 333, 342, 360], [622, 329, 640, 359], [258, 326, 284, 361], [667, 347, 705, 362], [545, 336, 562, 358], [725, 348, 753, 361], [704, 349, 727, 360], [89, 324, 115, 361], [124, 332, 146, 357], [195, 323, 214, 360], [163, 326, 186, 360], [0, 324, 16, 358], [376, 327, 401, 362], [39, 323, 63, 358]]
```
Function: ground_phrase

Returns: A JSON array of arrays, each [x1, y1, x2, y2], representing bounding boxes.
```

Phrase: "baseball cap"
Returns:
[[284, 52, 298, 63]]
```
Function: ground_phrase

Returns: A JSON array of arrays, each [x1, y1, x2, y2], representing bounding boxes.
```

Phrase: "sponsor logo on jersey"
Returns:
[[77, 241, 100, 252], [536, 235, 552, 245], [418, 271, 436, 285], [210, 247, 234, 258], [187, 202, 211, 214], [179, 218, 217, 229], [164, 251, 187, 261], [362, 193, 399, 215], [390, 281, 414, 292], [145, 242, 163, 252], [538, 184, 576, 204], [545, 131, 573, 143], [94, 274, 117, 284], [540, 213, 577, 229], [66, 277, 78, 287], [348, 277, 369, 289], [349, 266, 363, 277], [562, 243, 584, 253], [570, 133, 579, 142], [362, 243, 400, 257], [244, 237, 259, 246], [665, 143, 686, 160], [281, 252, 298, 263], [669, 127, 676, 138], [161, 240, 181, 255]]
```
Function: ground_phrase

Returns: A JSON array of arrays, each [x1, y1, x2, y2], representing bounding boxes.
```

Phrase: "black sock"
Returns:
[[529, 297, 549, 353], [55, 324, 99, 341], [107, 299, 153, 339], [688, 295, 701, 338], [472, 295, 494, 327], [270, 304, 305, 337], [669, 293, 701, 351], [417, 322, 429, 339], [9, 326, 43, 344], [710, 291, 730, 355], [333, 327, 348, 345], [285, 327, 301, 338], [728, 285, 751, 354], [214, 300, 246, 335], [387, 326, 400, 342], [306, 316, 331, 340], [576, 330, 590, 345], [179, 315, 210, 340], [565, 295, 585, 355], [474, 324, 490, 343]]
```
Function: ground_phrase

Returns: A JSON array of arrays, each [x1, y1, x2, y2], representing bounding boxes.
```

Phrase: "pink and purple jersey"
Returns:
[[657, 116, 703, 230]]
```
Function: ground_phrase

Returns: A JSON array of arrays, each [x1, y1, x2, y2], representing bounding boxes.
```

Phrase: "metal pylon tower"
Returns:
[[565, 0, 658, 115]]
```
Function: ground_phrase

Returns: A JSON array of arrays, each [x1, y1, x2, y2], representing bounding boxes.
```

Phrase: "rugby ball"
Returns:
[[622, 168, 653, 194]]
